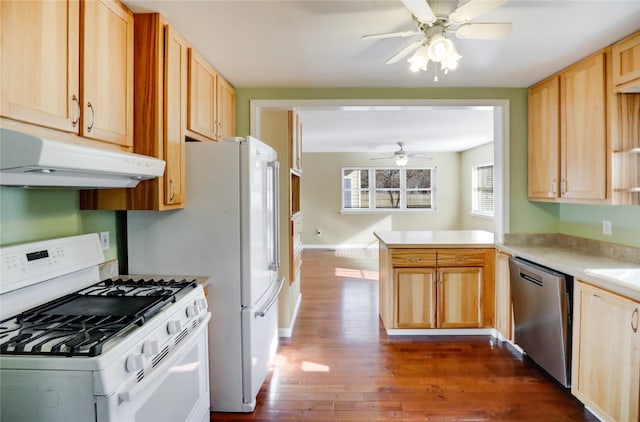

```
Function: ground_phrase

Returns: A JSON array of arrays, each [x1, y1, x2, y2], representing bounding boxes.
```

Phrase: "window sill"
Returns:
[[469, 212, 494, 220], [340, 209, 438, 215]]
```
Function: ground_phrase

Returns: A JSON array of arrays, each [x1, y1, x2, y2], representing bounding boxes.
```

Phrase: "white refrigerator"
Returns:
[[127, 137, 283, 413]]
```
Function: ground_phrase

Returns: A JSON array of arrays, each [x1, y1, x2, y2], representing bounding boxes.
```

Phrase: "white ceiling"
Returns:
[[123, 0, 640, 152]]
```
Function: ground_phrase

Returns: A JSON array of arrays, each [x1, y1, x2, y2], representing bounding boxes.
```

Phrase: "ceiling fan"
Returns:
[[371, 142, 432, 166], [363, 0, 512, 80]]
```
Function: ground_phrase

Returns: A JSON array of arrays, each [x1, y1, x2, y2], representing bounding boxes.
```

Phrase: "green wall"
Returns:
[[236, 87, 639, 248], [0, 187, 120, 261], [0, 87, 637, 255]]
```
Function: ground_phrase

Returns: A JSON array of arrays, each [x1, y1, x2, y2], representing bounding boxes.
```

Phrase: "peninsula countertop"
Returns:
[[374, 230, 495, 248]]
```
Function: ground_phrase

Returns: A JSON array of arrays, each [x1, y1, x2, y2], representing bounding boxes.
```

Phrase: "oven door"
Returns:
[[97, 313, 211, 422]]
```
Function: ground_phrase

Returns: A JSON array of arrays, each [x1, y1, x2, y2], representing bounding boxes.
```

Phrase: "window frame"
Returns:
[[471, 163, 494, 218], [341, 166, 437, 214]]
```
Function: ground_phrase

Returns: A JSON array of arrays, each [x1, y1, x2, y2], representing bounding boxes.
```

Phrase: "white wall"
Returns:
[[460, 142, 495, 232], [301, 151, 461, 247]]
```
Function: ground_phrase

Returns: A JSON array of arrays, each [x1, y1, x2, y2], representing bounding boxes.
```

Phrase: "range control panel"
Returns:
[[0, 234, 104, 295]]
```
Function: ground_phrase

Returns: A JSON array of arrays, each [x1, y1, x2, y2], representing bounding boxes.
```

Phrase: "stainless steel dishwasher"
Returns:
[[509, 257, 573, 388]]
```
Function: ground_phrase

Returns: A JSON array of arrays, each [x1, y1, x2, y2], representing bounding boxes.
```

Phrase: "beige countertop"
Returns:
[[496, 243, 640, 302], [373, 230, 639, 301], [374, 230, 495, 248]]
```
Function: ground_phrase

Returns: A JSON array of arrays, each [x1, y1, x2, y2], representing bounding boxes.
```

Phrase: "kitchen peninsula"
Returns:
[[375, 230, 495, 335]]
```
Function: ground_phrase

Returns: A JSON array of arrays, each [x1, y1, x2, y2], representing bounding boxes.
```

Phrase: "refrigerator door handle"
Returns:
[[255, 277, 285, 318], [267, 160, 280, 272]]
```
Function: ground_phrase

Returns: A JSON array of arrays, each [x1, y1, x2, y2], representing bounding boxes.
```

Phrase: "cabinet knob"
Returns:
[[169, 178, 175, 202], [408, 257, 422, 262], [632, 308, 638, 333]]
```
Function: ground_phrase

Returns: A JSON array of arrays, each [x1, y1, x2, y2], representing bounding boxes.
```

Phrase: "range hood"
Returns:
[[0, 128, 166, 188]]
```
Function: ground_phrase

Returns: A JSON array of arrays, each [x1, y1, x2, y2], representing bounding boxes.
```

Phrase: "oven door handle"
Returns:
[[118, 312, 211, 403]]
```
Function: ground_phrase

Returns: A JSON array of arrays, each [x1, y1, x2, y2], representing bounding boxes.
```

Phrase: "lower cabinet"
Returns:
[[386, 248, 495, 330], [494, 251, 514, 340], [571, 280, 640, 421], [438, 267, 483, 328], [395, 268, 437, 328]]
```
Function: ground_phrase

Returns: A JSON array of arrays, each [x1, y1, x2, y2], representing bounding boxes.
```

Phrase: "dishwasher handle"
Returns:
[[519, 271, 543, 287]]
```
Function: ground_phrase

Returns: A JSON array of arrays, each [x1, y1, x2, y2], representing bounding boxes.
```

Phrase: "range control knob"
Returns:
[[166, 320, 182, 335], [125, 353, 144, 372], [142, 340, 160, 358], [196, 298, 207, 311], [186, 304, 199, 318]]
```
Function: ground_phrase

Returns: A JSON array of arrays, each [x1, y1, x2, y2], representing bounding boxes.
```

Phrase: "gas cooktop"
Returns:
[[0, 277, 197, 357]]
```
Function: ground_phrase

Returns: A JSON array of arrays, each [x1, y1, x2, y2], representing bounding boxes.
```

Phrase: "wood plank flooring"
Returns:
[[212, 248, 596, 421]]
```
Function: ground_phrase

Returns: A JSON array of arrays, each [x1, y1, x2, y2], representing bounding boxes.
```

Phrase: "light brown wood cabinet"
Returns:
[[186, 50, 235, 142], [289, 213, 303, 285], [81, 14, 187, 210], [528, 51, 607, 203], [612, 31, 640, 93], [494, 251, 513, 341], [571, 280, 640, 422], [382, 248, 495, 330], [288, 110, 303, 172], [0, 0, 133, 149]]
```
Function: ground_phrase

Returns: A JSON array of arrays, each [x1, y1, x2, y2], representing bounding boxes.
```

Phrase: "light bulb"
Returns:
[[407, 45, 429, 72], [427, 35, 453, 62]]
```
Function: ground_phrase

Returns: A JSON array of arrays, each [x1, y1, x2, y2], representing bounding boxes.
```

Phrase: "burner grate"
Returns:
[[0, 277, 198, 357]]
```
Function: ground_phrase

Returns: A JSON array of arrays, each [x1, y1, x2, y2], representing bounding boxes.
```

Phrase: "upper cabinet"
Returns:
[[186, 49, 235, 142], [560, 52, 607, 201], [81, 14, 187, 210], [217, 76, 236, 139], [528, 37, 640, 206], [81, 0, 133, 147], [528, 76, 560, 200], [528, 51, 607, 203], [612, 31, 640, 93], [0, 1, 79, 133], [0, 0, 133, 149]]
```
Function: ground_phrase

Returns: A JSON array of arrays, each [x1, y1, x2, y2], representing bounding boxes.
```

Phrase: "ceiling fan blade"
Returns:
[[455, 23, 512, 40], [407, 153, 433, 160], [362, 30, 421, 40], [400, 0, 436, 24], [449, 0, 508, 24], [370, 157, 394, 160], [385, 40, 423, 64]]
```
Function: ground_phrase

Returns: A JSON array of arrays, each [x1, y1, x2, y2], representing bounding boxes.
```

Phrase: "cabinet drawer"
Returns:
[[391, 249, 437, 267], [437, 249, 486, 267]]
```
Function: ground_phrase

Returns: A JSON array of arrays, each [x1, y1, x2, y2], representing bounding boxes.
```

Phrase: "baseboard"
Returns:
[[303, 244, 379, 250], [385, 328, 495, 336], [278, 292, 302, 338]]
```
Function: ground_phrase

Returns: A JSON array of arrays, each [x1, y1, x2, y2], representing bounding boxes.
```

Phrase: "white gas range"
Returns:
[[0, 234, 211, 422]]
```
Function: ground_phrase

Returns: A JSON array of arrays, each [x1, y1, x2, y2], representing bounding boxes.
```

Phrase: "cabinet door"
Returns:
[[217, 76, 236, 139], [187, 48, 218, 141], [395, 268, 437, 328], [561, 52, 607, 200], [288, 110, 303, 172], [528, 76, 560, 200], [572, 281, 640, 422], [438, 267, 483, 328], [82, 0, 133, 147], [163, 25, 188, 206], [612, 31, 640, 93], [0, 1, 80, 132], [495, 252, 513, 340]]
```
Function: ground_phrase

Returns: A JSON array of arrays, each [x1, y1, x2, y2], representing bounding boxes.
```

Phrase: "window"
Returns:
[[342, 167, 435, 212], [472, 164, 494, 216]]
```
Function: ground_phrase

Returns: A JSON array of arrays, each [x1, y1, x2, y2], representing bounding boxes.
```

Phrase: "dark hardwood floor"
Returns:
[[212, 248, 596, 421]]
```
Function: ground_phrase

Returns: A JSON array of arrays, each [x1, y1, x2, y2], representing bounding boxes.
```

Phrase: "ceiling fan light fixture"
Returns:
[[395, 156, 409, 166], [427, 35, 453, 62], [407, 45, 429, 72]]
